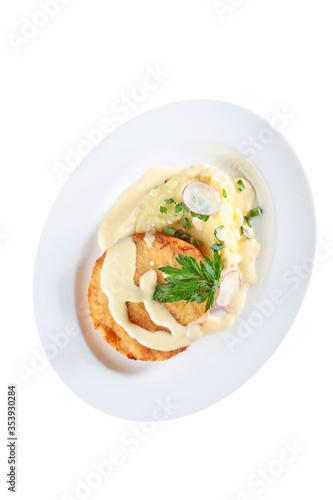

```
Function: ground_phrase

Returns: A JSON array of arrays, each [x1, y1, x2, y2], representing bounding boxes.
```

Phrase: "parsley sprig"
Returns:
[[154, 251, 223, 312]]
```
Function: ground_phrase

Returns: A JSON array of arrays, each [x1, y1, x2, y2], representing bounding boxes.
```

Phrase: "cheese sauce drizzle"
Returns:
[[100, 236, 203, 351]]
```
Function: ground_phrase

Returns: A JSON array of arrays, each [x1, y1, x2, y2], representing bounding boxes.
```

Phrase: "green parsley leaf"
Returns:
[[154, 251, 224, 312], [160, 206, 167, 214], [165, 198, 175, 204]]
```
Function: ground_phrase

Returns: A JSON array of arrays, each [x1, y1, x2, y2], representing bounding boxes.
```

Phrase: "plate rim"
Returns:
[[33, 99, 317, 420]]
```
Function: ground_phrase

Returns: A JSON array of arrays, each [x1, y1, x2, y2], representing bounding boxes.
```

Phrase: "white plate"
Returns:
[[33, 100, 316, 420]]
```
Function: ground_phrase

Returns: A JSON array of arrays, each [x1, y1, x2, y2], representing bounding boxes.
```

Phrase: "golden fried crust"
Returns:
[[88, 232, 208, 361]]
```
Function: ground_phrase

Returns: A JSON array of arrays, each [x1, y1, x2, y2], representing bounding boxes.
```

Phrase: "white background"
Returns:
[[1, 0, 332, 499]]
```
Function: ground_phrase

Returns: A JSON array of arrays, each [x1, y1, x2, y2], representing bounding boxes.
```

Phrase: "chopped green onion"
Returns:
[[175, 202, 189, 214], [172, 230, 203, 248], [163, 226, 176, 236], [244, 216, 252, 228], [175, 203, 183, 213], [241, 226, 254, 239], [160, 206, 167, 214], [190, 211, 210, 222], [181, 202, 189, 213], [165, 198, 174, 204], [172, 214, 178, 218], [237, 179, 245, 192], [198, 214, 210, 222], [249, 207, 263, 217], [174, 230, 191, 241], [223, 188, 227, 198], [164, 180, 168, 183], [214, 225, 225, 244], [210, 243, 225, 252], [193, 240, 204, 248], [181, 217, 191, 230]]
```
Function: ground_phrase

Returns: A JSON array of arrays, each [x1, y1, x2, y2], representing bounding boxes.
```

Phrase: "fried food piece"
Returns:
[[88, 232, 208, 361]]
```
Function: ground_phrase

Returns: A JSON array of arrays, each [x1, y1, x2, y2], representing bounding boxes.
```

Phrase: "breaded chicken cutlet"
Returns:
[[88, 232, 208, 361]]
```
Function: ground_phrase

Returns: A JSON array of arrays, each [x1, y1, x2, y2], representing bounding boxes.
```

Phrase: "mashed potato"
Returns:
[[134, 164, 250, 274]]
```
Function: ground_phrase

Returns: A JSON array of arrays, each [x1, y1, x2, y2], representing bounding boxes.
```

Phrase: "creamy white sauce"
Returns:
[[144, 231, 156, 249], [98, 164, 220, 253], [204, 238, 261, 334], [100, 237, 203, 351], [98, 163, 262, 351], [203, 178, 260, 335], [98, 167, 180, 252]]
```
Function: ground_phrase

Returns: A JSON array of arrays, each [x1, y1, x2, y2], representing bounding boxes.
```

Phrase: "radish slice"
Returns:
[[216, 270, 241, 308], [182, 181, 222, 216]]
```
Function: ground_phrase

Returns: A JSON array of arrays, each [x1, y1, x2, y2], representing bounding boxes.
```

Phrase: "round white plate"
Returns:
[[33, 100, 316, 420]]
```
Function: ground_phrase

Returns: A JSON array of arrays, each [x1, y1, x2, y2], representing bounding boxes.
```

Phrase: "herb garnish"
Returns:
[[210, 225, 225, 252], [237, 179, 245, 192], [175, 202, 189, 214], [190, 211, 210, 222], [249, 207, 263, 217], [244, 216, 252, 227], [214, 225, 225, 240], [240, 226, 254, 239], [160, 206, 167, 214], [163, 226, 176, 236], [181, 217, 191, 230], [171, 229, 203, 247], [154, 251, 223, 312]]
